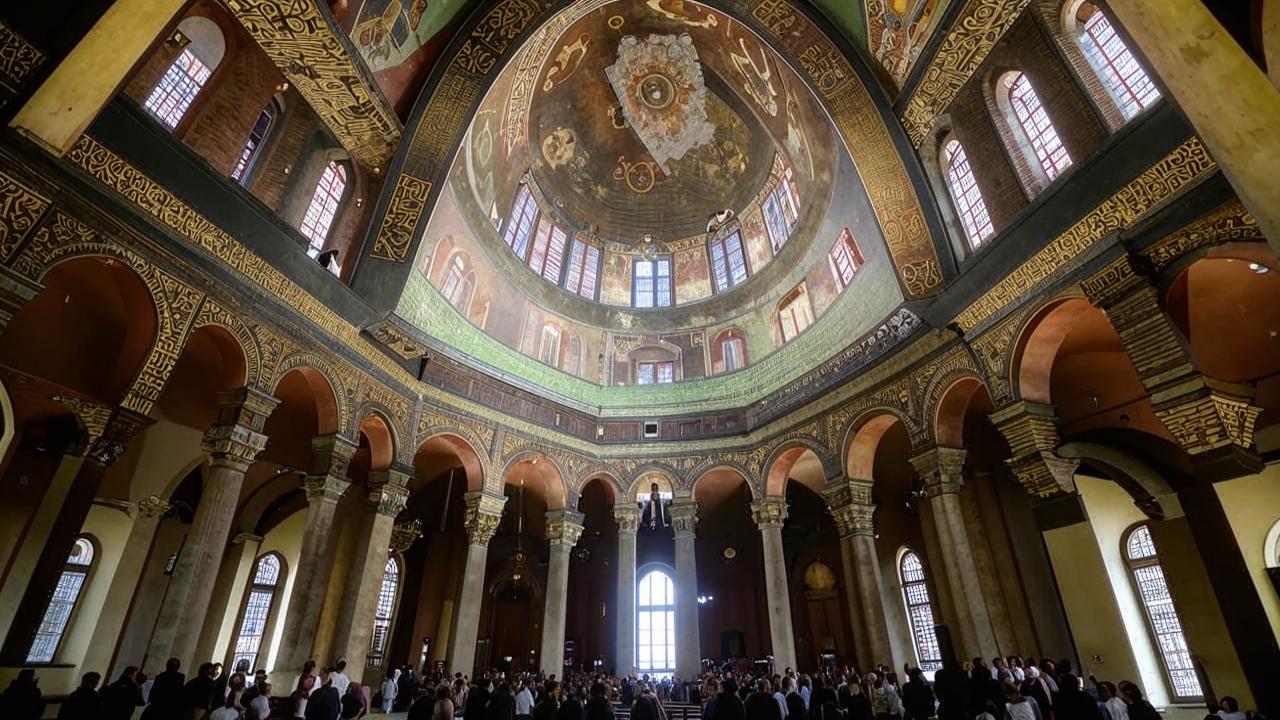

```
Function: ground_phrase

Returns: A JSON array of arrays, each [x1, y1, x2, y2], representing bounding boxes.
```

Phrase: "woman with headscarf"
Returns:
[[340, 681, 368, 719], [383, 671, 402, 713]]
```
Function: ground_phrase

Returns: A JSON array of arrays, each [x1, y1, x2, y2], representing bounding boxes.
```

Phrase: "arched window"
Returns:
[[564, 238, 602, 300], [27, 537, 95, 663], [143, 18, 224, 130], [709, 231, 749, 293], [369, 557, 401, 667], [441, 253, 476, 314], [1073, 3, 1160, 120], [528, 218, 568, 283], [942, 139, 994, 248], [763, 173, 800, 252], [300, 161, 348, 259], [828, 228, 863, 290], [637, 569, 676, 675], [713, 329, 747, 374], [778, 285, 814, 343], [898, 549, 942, 673], [1004, 72, 1072, 181], [503, 184, 539, 260], [231, 98, 279, 185], [539, 325, 562, 366], [230, 552, 283, 672], [1123, 524, 1202, 701]]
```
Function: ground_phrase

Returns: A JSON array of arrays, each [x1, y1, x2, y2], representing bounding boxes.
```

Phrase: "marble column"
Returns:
[[824, 478, 896, 668], [751, 497, 798, 673], [198, 532, 264, 666], [540, 509, 585, 675], [279, 434, 356, 670], [445, 491, 506, 676], [84, 494, 169, 679], [909, 447, 998, 659], [669, 500, 701, 679], [144, 387, 277, 673], [614, 503, 640, 676], [332, 465, 411, 678]]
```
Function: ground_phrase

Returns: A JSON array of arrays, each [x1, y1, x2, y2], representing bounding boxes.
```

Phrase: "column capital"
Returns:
[[368, 468, 411, 518], [83, 406, 154, 467], [303, 473, 349, 503], [909, 446, 967, 496], [822, 478, 875, 538], [0, 264, 43, 331], [750, 497, 788, 530], [310, 433, 358, 478], [546, 509, 586, 547], [613, 502, 641, 534], [136, 494, 171, 520], [668, 499, 699, 538], [990, 400, 1079, 498], [462, 491, 507, 546], [1151, 378, 1264, 477], [202, 387, 279, 468], [390, 519, 424, 555]]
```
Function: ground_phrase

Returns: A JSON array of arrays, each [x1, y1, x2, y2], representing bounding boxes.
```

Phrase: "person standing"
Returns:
[[330, 662, 351, 698], [533, 680, 560, 720], [487, 681, 517, 720], [784, 676, 807, 720], [516, 680, 535, 720], [57, 672, 103, 719], [246, 682, 272, 720], [210, 695, 242, 720], [586, 682, 616, 720], [305, 678, 341, 720], [1096, 682, 1127, 720], [1116, 682, 1158, 720], [900, 669, 934, 720], [746, 679, 783, 720], [143, 658, 186, 720], [103, 666, 145, 720], [382, 671, 401, 714]]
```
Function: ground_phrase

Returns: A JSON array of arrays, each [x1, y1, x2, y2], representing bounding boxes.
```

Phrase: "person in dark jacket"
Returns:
[[715, 680, 747, 720], [142, 658, 185, 720], [901, 669, 935, 720], [488, 682, 517, 720], [842, 678, 874, 720], [932, 662, 967, 720], [1116, 682, 1159, 720], [534, 681, 561, 720], [586, 682, 616, 720], [306, 680, 342, 720], [57, 672, 103, 720], [1, 668, 46, 720], [1055, 675, 1103, 720], [466, 680, 493, 720], [184, 662, 217, 717], [784, 677, 806, 720], [558, 684, 586, 720], [810, 676, 838, 713], [103, 666, 145, 720], [745, 680, 782, 720]]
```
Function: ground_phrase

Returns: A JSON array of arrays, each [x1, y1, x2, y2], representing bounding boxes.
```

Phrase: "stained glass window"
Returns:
[[369, 557, 400, 667], [27, 537, 95, 663], [709, 231, 749, 293], [943, 139, 995, 248], [899, 550, 942, 673], [1079, 5, 1160, 120], [1007, 72, 1072, 180], [828, 228, 863, 290], [564, 239, 601, 300], [503, 185, 539, 260], [633, 258, 672, 308], [144, 48, 212, 129], [778, 287, 813, 343], [300, 161, 347, 258], [528, 218, 568, 283], [231, 553, 283, 673], [637, 570, 676, 676], [1124, 525, 1202, 700], [231, 101, 277, 184]]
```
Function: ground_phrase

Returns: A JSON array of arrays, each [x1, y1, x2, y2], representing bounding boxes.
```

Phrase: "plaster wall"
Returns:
[[1213, 465, 1280, 640]]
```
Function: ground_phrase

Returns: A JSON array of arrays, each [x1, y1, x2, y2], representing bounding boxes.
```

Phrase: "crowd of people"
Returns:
[[0, 654, 1268, 720]]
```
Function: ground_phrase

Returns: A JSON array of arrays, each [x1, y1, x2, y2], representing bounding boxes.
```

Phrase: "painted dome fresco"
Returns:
[[395, 0, 930, 411]]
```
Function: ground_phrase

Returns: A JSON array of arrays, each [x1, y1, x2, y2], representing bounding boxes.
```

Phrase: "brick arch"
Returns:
[[762, 437, 834, 497], [357, 410, 397, 472], [1011, 295, 1094, 404], [270, 352, 346, 434], [415, 430, 488, 493], [842, 408, 912, 480], [499, 449, 568, 510]]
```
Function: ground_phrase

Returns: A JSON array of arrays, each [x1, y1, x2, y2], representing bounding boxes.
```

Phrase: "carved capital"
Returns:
[[990, 400, 1078, 497], [136, 494, 171, 520], [463, 491, 507, 546], [203, 423, 269, 467], [213, 386, 280, 433], [1153, 379, 1262, 457], [84, 407, 154, 466], [909, 446, 967, 497], [546, 509, 586, 547], [823, 478, 875, 537], [310, 433, 358, 479], [368, 467, 411, 517], [303, 473, 349, 503], [390, 518, 423, 555], [750, 497, 788, 530], [613, 503, 641, 534], [668, 500, 699, 538]]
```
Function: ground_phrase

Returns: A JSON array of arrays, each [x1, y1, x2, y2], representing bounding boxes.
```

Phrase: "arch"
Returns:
[[763, 438, 833, 496], [236, 469, 307, 536], [843, 409, 911, 480], [690, 464, 755, 506], [932, 375, 987, 448], [358, 413, 396, 473], [142, 15, 226, 130], [194, 305, 261, 390], [622, 464, 682, 500], [270, 354, 345, 434], [776, 283, 815, 344], [369, 555, 402, 668], [941, 134, 994, 249], [1057, 441, 1177, 518], [636, 564, 677, 674], [501, 450, 568, 510], [27, 534, 98, 663], [576, 469, 624, 507], [1265, 519, 1280, 570], [897, 546, 942, 672], [710, 327, 748, 374], [1011, 295, 1094, 403], [415, 431, 487, 493], [994, 69, 1073, 188], [1120, 523, 1203, 701], [0, 376, 14, 469]]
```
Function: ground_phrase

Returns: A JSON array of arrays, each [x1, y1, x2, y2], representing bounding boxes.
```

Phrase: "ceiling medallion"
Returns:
[[605, 33, 714, 172]]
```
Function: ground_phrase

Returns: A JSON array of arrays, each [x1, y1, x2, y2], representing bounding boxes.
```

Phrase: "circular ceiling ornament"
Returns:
[[639, 72, 677, 109]]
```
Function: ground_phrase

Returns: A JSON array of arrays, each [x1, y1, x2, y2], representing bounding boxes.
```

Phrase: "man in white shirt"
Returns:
[[515, 679, 535, 720], [773, 677, 789, 719], [329, 660, 351, 697]]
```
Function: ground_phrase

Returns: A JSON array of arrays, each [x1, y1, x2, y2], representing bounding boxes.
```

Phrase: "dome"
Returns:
[[399, 0, 915, 409]]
